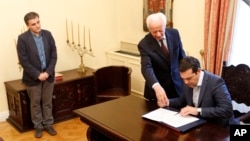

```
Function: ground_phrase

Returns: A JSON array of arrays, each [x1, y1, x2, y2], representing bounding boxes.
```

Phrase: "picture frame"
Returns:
[[143, 0, 173, 31]]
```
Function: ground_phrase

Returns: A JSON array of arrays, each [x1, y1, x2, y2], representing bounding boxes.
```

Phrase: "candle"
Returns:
[[66, 19, 68, 41], [14, 38, 17, 47], [78, 24, 80, 45], [83, 26, 86, 49], [89, 28, 92, 51], [71, 21, 74, 43], [14, 38, 19, 64], [21, 26, 25, 33]]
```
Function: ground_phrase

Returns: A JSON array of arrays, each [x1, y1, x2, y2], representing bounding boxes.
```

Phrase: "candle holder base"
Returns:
[[77, 63, 86, 73]]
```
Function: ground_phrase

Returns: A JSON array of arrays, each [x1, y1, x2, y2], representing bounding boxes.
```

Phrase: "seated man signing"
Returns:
[[165, 56, 238, 128]]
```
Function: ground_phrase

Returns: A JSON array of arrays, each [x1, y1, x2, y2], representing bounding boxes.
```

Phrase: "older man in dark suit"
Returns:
[[138, 12, 186, 107]]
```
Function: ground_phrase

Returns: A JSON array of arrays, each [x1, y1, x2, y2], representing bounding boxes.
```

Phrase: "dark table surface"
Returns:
[[74, 95, 229, 141]]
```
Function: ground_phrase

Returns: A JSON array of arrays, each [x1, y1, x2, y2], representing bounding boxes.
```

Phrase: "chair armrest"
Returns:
[[237, 113, 250, 123]]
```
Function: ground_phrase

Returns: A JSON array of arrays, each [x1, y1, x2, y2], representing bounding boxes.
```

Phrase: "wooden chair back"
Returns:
[[93, 65, 132, 103], [221, 63, 250, 123]]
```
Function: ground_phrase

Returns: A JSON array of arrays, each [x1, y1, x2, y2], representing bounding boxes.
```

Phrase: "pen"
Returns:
[[175, 112, 180, 115]]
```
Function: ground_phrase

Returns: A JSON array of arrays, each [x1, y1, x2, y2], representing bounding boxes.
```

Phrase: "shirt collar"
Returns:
[[30, 30, 42, 37], [197, 70, 204, 87]]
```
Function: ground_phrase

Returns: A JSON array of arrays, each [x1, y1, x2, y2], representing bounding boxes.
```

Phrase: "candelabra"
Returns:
[[66, 20, 94, 73], [14, 26, 27, 72], [200, 49, 205, 69], [14, 38, 23, 72], [67, 42, 94, 73]]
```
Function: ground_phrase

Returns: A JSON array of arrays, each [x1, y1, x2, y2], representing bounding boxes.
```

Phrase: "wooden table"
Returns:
[[74, 95, 230, 141]]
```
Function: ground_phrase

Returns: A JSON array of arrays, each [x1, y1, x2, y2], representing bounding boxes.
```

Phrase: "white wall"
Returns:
[[173, 0, 204, 58], [0, 0, 204, 121], [119, 0, 205, 57]]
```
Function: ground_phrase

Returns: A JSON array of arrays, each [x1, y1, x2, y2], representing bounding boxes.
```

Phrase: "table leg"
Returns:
[[87, 127, 113, 141]]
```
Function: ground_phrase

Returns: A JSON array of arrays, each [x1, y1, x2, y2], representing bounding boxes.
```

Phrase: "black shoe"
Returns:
[[44, 126, 57, 136], [35, 128, 43, 138]]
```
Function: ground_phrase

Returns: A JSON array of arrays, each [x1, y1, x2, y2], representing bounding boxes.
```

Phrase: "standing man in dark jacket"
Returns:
[[138, 12, 186, 107], [17, 11, 57, 138]]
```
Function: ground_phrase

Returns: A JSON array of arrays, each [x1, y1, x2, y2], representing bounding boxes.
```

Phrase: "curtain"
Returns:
[[204, 0, 237, 75]]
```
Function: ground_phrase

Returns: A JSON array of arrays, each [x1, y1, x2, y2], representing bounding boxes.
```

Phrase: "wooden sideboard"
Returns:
[[4, 68, 95, 132]]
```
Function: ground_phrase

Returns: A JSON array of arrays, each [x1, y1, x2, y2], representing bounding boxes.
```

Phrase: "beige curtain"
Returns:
[[204, 0, 237, 75]]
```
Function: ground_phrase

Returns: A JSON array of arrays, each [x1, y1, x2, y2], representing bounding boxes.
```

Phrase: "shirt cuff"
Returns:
[[197, 108, 202, 115], [152, 82, 160, 89]]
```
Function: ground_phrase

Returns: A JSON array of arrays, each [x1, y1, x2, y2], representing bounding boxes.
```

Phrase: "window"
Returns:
[[228, 0, 250, 66]]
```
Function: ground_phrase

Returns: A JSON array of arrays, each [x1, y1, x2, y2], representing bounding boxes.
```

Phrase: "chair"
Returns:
[[93, 65, 132, 103], [221, 62, 250, 123]]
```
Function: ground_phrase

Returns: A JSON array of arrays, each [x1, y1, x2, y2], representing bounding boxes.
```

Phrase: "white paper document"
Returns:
[[142, 108, 200, 128]]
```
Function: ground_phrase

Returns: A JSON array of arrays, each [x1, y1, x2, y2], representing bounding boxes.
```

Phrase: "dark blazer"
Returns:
[[17, 29, 57, 86], [169, 71, 236, 128], [138, 28, 186, 100]]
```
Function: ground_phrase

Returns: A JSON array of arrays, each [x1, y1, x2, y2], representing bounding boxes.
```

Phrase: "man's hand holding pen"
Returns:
[[161, 98, 199, 116], [179, 105, 199, 116]]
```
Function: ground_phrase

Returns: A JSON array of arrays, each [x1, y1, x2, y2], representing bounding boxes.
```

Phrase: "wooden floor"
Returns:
[[0, 117, 89, 141]]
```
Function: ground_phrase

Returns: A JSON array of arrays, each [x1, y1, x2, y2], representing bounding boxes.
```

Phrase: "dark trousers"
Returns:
[[26, 81, 54, 129]]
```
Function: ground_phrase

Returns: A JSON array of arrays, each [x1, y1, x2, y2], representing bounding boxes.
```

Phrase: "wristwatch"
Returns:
[[197, 108, 202, 115]]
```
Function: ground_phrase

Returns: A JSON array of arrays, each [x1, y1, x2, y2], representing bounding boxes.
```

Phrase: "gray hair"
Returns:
[[146, 12, 167, 29]]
